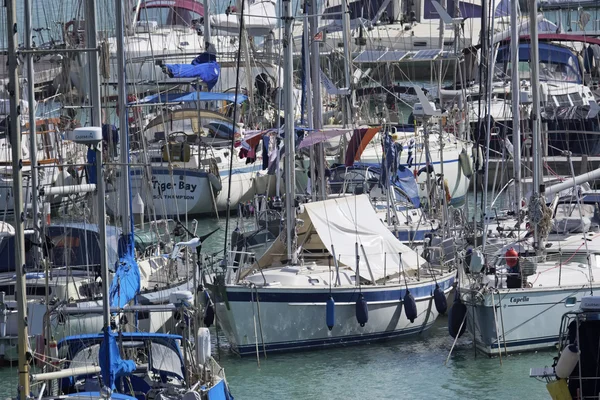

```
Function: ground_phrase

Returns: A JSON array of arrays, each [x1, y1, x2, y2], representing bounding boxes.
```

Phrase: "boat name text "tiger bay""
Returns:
[[152, 181, 198, 193], [509, 296, 530, 304]]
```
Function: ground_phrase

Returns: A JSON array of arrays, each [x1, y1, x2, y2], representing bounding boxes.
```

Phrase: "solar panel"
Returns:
[[411, 49, 442, 60], [353, 50, 388, 63], [377, 50, 408, 62]]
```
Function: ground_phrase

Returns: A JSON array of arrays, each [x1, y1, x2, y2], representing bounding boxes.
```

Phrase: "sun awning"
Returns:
[[251, 195, 425, 282]]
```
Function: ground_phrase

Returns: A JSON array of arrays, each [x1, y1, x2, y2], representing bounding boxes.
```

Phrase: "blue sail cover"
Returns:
[[99, 328, 136, 389], [164, 62, 221, 90], [396, 166, 420, 208], [110, 250, 140, 308]]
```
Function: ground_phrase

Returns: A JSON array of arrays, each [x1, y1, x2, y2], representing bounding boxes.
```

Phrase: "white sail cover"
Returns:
[[302, 195, 426, 282], [210, 0, 277, 36]]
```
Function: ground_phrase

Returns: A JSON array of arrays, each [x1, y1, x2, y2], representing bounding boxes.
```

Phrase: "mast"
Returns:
[[203, 0, 212, 48], [528, 0, 542, 252], [340, 0, 353, 165], [282, 0, 297, 264], [309, 0, 326, 199], [510, 0, 521, 215], [24, 0, 40, 267], [302, 6, 316, 201], [116, 0, 133, 241], [6, 0, 31, 394]]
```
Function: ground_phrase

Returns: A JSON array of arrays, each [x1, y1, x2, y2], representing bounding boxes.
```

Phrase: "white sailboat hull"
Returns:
[[110, 164, 273, 217], [213, 272, 455, 355], [463, 284, 600, 355]]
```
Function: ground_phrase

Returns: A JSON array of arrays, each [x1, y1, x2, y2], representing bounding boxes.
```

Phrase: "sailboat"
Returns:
[[207, 0, 454, 356], [454, 0, 600, 356]]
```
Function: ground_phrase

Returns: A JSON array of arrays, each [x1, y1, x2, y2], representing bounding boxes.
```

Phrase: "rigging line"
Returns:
[[222, 0, 247, 259]]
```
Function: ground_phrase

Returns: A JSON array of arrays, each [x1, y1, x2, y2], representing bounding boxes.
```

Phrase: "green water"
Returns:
[[0, 318, 553, 399]]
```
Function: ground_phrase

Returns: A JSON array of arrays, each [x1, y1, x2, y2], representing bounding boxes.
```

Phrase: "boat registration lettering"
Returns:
[[152, 180, 197, 193], [510, 296, 529, 304]]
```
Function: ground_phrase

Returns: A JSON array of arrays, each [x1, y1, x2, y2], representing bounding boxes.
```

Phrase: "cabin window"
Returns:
[[565, 297, 577, 307], [570, 92, 584, 106], [554, 94, 571, 107]]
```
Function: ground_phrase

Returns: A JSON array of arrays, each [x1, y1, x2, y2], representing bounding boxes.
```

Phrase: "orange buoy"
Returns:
[[505, 248, 519, 267]]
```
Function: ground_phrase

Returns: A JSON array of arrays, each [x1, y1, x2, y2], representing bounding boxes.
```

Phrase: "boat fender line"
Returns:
[[208, 172, 222, 193], [433, 284, 447, 314], [448, 291, 467, 339], [459, 148, 473, 178], [326, 296, 335, 331], [355, 294, 368, 327], [555, 344, 579, 379], [403, 290, 417, 323]]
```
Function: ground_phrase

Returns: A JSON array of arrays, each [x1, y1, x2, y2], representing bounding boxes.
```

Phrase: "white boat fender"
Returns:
[[196, 327, 212, 365], [404, 290, 417, 323], [458, 148, 473, 178], [208, 172, 222, 193], [326, 296, 335, 331], [555, 344, 579, 379], [355, 294, 368, 327], [448, 290, 467, 338], [433, 284, 447, 314]]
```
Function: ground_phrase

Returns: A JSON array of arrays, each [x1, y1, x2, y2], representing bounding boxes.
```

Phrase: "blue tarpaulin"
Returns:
[[99, 328, 136, 390], [137, 91, 248, 105], [163, 61, 221, 90]]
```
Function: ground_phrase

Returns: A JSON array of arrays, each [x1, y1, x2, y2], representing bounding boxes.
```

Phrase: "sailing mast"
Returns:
[[203, 0, 212, 49], [5, 0, 31, 395], [528, 0, 543, 252], [510, 0, 521, 216], [282, 0, 297, 264], [24, 0, 41, 268], [116, 0, 133, 250], [309, 0, 326, 200]]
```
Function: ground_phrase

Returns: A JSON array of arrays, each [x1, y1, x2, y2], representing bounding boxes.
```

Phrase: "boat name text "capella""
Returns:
[[152, 180, 198, 193], [510, 296, 530, 304]]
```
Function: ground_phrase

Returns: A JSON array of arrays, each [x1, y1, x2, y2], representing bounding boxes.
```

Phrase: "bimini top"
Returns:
[[496, 42, 582, 84]]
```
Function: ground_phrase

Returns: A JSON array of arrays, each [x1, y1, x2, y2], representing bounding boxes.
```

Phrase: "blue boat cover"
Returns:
[[138, 91, 247, 105], [396, 166, 420, 208], [109, 250, 140, 308], [99, 328, 136, 390], [207, 380, 235, 400], [164, 62, 221, 90]]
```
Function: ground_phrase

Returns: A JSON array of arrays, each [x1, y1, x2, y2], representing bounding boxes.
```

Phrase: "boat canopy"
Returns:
[[496, 42, 582, 83], [138, 91, 247, 105], [136, 0, 204, 26], [330, 163, 421, 208], [251, 195, 426, 282]]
